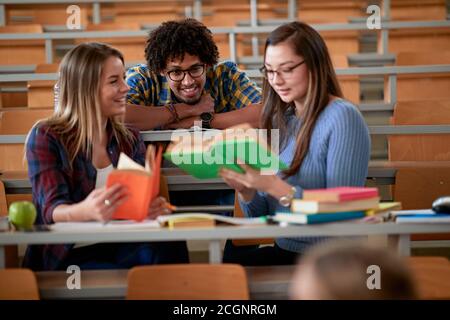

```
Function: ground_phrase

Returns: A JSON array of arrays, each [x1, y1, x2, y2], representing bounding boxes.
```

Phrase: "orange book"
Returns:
[[106, 145, 162, 221]]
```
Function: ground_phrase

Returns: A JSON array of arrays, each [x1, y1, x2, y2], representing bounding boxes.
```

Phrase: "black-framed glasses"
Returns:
[[166, 64, 206, 82], [259, 60, 305, 80]]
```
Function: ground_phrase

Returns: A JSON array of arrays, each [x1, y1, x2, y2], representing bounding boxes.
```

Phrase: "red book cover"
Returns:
[[303, 187, 379, 203], [106, 145, 162, 221]]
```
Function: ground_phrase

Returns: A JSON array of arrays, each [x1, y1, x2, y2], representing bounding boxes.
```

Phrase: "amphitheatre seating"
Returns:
[[0, 24, 46, 65], [0, 82, 28, 108], [297, 0, 366, 23], [77, 22, 145, 63], [202, 2, 285, 27], [127, 264, 249, 300], [333, 55, 360, 105], [0, 268, 40, 300], [380, 27, 450, 55], [388, 100, 450, 161], [0, 108, 53, 172], [387, 51, 450, 239], [5, 3, 89, 26], [387, 0, 447, 21], [27, 63, 58, 108], [386, 52, 450, 103], [111, 2, 184, 25]]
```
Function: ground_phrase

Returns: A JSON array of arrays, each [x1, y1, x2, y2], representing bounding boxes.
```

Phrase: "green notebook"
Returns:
[[164, 128, 287, 179]]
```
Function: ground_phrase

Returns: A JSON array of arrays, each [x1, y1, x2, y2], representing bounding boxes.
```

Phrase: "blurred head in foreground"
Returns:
[[290, 242, 417, 300]]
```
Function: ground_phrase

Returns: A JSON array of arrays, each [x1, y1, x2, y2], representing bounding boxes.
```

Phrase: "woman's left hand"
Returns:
[[148, 196, 172, 219], [220, 164, 295, 202], [219, 164, 278, 195]]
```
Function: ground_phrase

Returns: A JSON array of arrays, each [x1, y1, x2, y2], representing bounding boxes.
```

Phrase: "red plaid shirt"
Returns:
[[23, 122, 145, 270]]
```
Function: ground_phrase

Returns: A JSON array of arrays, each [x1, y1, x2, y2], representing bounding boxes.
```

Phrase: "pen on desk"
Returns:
[[165, 203, 177, 212]]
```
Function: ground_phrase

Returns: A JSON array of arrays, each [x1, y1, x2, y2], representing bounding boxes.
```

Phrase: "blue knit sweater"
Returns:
[[239, 98, 371, 253]]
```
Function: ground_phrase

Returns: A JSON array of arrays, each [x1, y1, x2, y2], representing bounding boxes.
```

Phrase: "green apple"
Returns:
[[8, 201, 37, 230]]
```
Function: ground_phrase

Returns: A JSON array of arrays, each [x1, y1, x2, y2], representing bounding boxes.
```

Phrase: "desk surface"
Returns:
[[1, 222, 450, 246]]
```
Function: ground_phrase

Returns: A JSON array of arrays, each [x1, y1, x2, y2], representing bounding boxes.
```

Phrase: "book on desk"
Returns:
[[49, 213, 267, 232], [388, 209, 450, 224], [157, 213, 267, 229], [273, 186, 399, 225]]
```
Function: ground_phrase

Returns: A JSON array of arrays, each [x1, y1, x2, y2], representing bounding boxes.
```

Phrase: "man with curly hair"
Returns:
[[125, 18, 262, 130]]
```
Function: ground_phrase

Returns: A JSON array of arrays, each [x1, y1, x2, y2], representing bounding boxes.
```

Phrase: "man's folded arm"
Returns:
[[211, 103, 262, 129]]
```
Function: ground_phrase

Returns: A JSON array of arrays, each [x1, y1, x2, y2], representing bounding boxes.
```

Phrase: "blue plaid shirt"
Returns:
[[126, 60, 261, 112], [23, 122, 145, 271]]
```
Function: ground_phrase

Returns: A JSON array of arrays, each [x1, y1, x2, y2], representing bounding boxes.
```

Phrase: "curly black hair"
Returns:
[[145, 18, 219, 74]]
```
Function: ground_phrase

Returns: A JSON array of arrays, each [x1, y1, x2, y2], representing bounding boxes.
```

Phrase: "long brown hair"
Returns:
[[261, 22, 343, 177], [33, 42, 135, 164]]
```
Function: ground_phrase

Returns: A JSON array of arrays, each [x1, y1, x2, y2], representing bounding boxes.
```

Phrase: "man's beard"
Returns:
[[175, 94, 201, 105]]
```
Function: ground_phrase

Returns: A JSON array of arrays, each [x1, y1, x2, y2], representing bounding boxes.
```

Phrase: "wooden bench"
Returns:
[[112, 2, 184, 25], [386, 0, 447, 21], [386, 52, 450, 103], [333, 55, 360, 105], [381, 28, 450, 55], [0, 24, 46, 65], [202, 2, 285, 27], [27, 63, 58, 108], [388, 100, 450, 161], [6, 4, 88, 26], [0, 108, 53, 172], [297, 0, 366, 24], [76, 23, 146, 63], [33, 257, 450, 299]]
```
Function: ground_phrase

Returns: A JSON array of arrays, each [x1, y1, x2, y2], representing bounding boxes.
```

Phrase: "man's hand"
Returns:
[[193, 94, 215, 115], [167, 116, 200, 129]]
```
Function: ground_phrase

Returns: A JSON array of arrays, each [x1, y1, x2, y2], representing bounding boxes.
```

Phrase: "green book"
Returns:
[[164, 126, 287, 179]]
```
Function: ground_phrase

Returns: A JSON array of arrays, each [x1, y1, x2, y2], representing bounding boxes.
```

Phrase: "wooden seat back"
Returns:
[[127, 264, 249, 300]]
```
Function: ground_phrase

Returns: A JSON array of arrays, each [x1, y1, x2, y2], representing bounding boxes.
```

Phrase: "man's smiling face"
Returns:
[[164, 53, 207, 104]]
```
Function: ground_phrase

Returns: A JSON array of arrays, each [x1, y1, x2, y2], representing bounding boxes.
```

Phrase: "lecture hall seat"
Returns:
[[127, 264, 249, 300], [0, 268, 40, 300]]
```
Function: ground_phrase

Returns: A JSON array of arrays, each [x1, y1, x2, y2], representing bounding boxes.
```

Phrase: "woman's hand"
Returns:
[[148, 196, 172, 220], [77, 184, 128, 222], [220, 164, 292, 202], [219, 168, 255, 202]]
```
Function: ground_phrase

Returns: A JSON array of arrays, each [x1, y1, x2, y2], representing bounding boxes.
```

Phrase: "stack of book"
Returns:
[[273, 187, 381, 224]]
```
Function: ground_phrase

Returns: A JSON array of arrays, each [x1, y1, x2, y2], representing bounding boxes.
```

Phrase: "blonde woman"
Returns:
[[24, 43, 188, 271]]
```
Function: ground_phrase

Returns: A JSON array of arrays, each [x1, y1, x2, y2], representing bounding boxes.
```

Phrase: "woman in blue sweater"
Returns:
[[220, 22, 371, 265]]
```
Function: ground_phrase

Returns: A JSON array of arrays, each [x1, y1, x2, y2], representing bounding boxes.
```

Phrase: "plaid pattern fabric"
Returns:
[[23, 122, 145, 271], [126, 60, 261, 112]]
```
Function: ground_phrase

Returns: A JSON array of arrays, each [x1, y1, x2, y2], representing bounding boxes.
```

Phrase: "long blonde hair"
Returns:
[[39, 42, 134, 164]]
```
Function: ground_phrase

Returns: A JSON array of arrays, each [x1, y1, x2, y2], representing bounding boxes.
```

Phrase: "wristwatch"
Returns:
[[200, 112, 214, 129], [279, 186, 297, 207]]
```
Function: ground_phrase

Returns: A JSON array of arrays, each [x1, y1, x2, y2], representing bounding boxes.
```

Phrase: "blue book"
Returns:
[[273, 211, 366, 225], [396, 214, 450, 224]]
